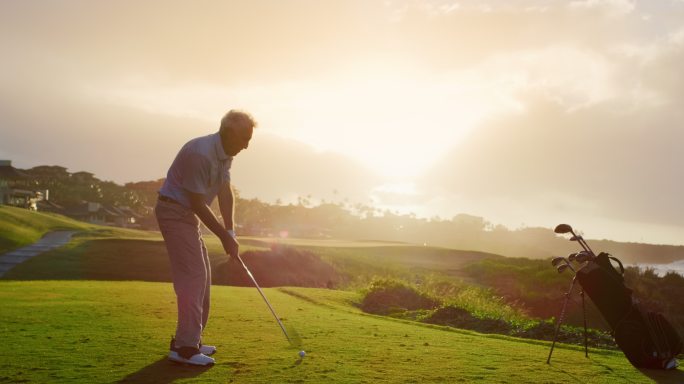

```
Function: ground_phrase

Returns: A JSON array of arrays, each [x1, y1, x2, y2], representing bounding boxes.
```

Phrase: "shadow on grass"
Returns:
[[117, 357, 212, 384], [637, 367, 684, 384]]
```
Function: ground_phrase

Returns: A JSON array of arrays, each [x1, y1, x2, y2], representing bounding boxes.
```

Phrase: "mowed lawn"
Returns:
[[1, 281, 681, 383]]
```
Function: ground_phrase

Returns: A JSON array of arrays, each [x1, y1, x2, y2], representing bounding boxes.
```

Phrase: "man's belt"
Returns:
[[158, 194, 182, 205]]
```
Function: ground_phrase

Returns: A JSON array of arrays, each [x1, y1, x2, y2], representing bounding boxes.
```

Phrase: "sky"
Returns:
[[1, 0, 684, 245]]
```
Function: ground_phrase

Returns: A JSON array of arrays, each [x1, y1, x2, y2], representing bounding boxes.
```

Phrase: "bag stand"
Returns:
[[547, 276, 589, 363]]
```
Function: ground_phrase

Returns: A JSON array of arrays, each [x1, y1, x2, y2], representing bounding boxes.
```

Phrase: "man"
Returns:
[[155, 110, 256, 366]]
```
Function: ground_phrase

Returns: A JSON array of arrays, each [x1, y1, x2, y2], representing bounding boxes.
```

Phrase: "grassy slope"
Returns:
[[1, 235, 266, 281], [3, 229, 497, 285], [1, 281, 680, 384], [0, 205, 93, 253], [0, 205, 160, 254], [1, 205, 499, 284]]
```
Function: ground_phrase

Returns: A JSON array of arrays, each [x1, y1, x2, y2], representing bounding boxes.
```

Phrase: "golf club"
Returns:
[[234, 253, 304, 356], [549, 223, 591, 363], [547, 276, 578, 363], [554, 224, 573, 234], [551, 256, 576, 273], [554, 224, 596, 258], [575, 252, 592, 263], [551, 256, 567, 267]]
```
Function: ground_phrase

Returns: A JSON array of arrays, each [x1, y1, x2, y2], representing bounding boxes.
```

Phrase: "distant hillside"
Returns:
[[4, 162, 684, 264]]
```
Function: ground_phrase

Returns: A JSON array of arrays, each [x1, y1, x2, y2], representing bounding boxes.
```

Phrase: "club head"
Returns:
[[569, 235, 579, 241], [556, 264, 570, 273], [551, 256, 567, 267], [576, 252, 592, 263], [554, 224, 573, 234], [568, 253, 578, 262]]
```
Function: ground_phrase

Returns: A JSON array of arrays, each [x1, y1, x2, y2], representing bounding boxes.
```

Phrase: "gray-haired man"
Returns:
[[155, 110, 255, 365]]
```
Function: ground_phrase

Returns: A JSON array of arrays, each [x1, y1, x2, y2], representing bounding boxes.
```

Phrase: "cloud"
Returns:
[[231, 133, 383, 205], [568, 0, 636, 17], [420, 86, 684, 235], [3, 0, 684, 244]]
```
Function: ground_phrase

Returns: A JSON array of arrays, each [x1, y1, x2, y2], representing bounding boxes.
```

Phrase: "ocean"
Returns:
[[631, 260, 684, 277]]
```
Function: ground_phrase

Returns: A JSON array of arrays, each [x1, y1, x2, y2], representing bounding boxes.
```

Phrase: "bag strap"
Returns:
[[608, 255, 625, 275]]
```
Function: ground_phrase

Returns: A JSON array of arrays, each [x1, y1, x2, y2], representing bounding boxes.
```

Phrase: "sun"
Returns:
[[274, 69, 501, 180]]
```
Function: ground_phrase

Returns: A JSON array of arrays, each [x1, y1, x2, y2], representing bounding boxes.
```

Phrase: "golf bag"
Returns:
[[576, 252, 682, 369]]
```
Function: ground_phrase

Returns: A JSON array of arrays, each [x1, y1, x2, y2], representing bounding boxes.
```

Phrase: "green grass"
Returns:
[[0, 206, 93, 253], [2, 209, 681, 381], [0, 205, 161, 254], [2, 235, 268, 281], [0, 206, 499, 287], [1, 280, 680, 383], [2, 221, 493, 287]]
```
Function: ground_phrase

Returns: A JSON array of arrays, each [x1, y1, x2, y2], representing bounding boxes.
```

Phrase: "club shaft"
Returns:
[[235, 254, 293, 344], [570, 230, 596, 257], [582, 290, 588, 358], [547, 277, 577, 364]]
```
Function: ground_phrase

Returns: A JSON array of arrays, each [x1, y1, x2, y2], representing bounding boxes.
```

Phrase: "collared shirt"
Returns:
[[159, 132, 233, 208]]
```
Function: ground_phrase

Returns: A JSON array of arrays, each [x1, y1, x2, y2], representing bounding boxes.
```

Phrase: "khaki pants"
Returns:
[[155, 200, 211, 348]]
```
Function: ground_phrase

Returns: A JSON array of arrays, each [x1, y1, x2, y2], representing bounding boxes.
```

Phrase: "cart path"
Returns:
[[0, 231, 77, 277]]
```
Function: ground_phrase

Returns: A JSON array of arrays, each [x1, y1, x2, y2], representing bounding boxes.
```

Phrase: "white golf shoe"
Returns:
[[168, 349, 215, 366], [665, 358, 679, 370], [168, 338, 215, 366], [199, 343, 217, 356]]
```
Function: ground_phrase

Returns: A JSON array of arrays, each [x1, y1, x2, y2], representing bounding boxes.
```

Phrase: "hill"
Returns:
[[7, 160, 684, 264], [1, 280, 680, 383], [0, 205, 156, 254], [0, 205, 92, 253], [0, 206, 500, 286]]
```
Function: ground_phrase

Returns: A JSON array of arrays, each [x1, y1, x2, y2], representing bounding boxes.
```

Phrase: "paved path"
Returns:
[[0, 231, 77, 278]]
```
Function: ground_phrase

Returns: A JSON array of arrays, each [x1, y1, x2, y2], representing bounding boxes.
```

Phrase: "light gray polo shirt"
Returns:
[[159, 132, 233, 208]]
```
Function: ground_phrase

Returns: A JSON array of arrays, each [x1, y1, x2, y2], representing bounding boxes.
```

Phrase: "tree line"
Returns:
[[17, 164, 684, 264]]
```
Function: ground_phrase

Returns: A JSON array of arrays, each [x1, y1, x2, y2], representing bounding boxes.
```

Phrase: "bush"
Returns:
[[360, 279, 440, 315], [424, 305, 512, 334]]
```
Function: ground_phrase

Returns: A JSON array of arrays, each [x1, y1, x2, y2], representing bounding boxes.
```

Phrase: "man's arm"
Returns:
[[217, 182, 235, 232], [187, 191, 238, 257]]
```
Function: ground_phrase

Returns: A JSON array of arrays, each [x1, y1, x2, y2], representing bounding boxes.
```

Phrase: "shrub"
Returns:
[[360, 279, 440, 315], [424, 305, 512, 334]]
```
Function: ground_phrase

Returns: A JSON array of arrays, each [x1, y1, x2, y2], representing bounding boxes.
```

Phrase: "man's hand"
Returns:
[[222, 230, 239, 259], [187, 191, 240, 259]]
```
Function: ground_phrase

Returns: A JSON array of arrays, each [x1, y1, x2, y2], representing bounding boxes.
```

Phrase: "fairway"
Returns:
[[1, 281, 681, 383]]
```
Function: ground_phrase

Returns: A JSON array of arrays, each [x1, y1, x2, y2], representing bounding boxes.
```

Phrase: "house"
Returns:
[[65, 201, 141, 228], [0, 160, 46, 210], [66, 202, 107, 224], [108, 205, 143, 228], [36, 199, 66, 214]]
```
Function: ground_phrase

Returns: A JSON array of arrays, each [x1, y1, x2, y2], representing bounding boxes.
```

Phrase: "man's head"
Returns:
[[219, 110, 257, 156]]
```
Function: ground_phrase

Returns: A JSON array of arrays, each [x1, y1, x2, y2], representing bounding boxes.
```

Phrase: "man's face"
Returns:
[[222, 122, 253, 156]]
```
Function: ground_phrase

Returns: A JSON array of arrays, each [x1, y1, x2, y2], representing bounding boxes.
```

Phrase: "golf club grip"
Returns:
[[234, 254, 293, 344]]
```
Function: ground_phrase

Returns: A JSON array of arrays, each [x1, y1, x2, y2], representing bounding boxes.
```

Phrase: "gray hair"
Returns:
[[220, 110, 257, 134]]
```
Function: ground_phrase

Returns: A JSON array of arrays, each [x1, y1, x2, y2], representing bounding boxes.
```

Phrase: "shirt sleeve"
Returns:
[[178, 152, 212, 195]]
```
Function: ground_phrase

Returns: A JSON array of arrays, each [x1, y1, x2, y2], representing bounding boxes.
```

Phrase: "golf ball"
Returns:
[[298, 350, 306, 358]]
